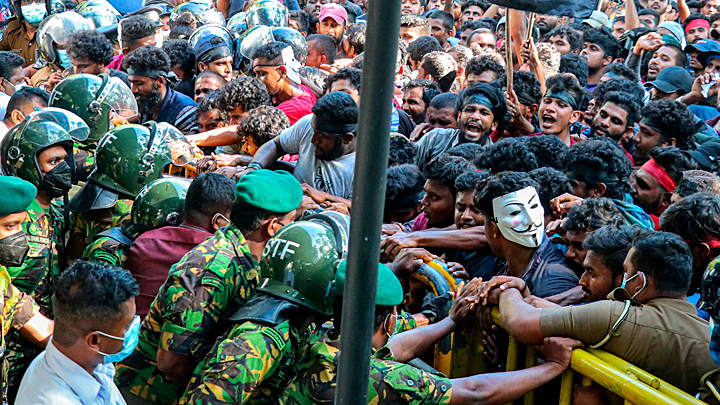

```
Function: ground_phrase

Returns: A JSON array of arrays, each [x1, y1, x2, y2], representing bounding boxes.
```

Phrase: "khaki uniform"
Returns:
[[540, 288, 717, 394], [30, 63, 63, 88], [0, 19, 37, 67]]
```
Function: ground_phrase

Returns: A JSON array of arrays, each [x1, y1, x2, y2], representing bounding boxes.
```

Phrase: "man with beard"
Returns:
[[630, 146, 697, 228], [632, 35, 688, 82], [252, 42, 317, 125], [65, 30, 130, 86], [316, 4, 347, 54], [561, 198, 626, 276], [580, 29, 621, 92], [125, 46, 198, 135], [535, 73, 584, 146], [500, 70, 543, 138], [684, 14, 711, 44], [643, 0, 672, 19], [644, 66, 694, 100], [536, 14, 564, 40], [305, 0, 329, 18], [547, 26, 583, 55], [633, 99, 696, 165], [415, 82, 508, 169], [589, 91, 641, 161], [402, 78, 441, 125], [250, 91, 358, 201]]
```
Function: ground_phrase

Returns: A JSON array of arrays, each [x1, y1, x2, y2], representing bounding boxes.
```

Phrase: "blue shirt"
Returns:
[[140, 88, 198, 135], [16, 339, 126, 405]]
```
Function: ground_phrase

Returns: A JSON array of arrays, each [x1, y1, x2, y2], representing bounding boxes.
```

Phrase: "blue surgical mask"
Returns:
[[621, 272, 646, 299], [20, 2, 46, 24], [56, 49, 71, 69], [96, 315, 140, 364]]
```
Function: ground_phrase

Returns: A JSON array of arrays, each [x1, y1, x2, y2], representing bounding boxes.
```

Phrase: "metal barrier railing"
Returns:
[[490, 307, 708, 405]]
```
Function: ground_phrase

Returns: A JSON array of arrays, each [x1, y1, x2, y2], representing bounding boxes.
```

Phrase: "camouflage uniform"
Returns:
[[73, 143, 96, 183], [5, 198, 64, 400], [279, 324, 453, 405], [67, 199, 133, 261], [82, 234, 130, 267], [115, 224, 259, 405]]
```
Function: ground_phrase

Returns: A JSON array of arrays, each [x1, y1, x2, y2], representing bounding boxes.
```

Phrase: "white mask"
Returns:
[[492, 186, 545, 248]]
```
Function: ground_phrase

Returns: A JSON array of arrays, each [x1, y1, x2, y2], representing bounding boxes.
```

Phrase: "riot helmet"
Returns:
[[246, 0, 288, 29], [122, 177, 189, 238], [37, 11, 95, 68], [170, 1, 225, 27], [226, 11, 247, 38], [76, 1, 121, 29], [272, 27, 307, 63], [188, 24, 233, 50]]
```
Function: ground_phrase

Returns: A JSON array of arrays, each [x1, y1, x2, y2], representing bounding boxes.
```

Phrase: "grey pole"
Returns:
[[333, 0, 402, 404]]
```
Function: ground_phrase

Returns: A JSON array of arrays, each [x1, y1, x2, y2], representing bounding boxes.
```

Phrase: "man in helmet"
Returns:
[[65, 30, 130, 87], [0, 114, 74, 401], [82, 177, 190, 268], [0, 0, 47, 70], [125, 45, 199, 135], [108, 16, 157, 71], [194, 35, 233, 82], [252, 41, 317, 124], [115, 169, 303, 405], [180, 213, 348, 405]]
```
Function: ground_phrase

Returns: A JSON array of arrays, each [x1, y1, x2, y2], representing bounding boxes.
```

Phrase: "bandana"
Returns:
[[639, 117, 673, 139], [641, 158, 677, 192], [544, 90, 578, 110], [462, 93, 494, 110], [126, 67, 168, 79], [566, 165, 625, 185], [197, 45, 232, 64], [685, 18, 710, 34], [311, 115, 357, 135]]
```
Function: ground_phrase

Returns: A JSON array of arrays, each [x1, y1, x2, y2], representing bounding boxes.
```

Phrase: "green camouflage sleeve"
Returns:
[[396, 310, 417, 334], [181, 321, 291, 405], [1, 269, 38, 335], [82, 237, 127, 267]]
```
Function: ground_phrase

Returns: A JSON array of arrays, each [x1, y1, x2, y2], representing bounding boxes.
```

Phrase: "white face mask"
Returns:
[[492, 186, 545, 248]]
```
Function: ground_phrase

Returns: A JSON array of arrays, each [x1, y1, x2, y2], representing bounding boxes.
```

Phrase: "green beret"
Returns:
[[0, 177, 36, 217], [335, 260, 404, 307], [234, 169, 303, 213]]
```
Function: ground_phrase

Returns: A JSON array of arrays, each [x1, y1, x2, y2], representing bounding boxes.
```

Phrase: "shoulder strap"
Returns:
[[589, 300, 633, 349], [227, 294, 300, 326], [96, 227, 134, 247]]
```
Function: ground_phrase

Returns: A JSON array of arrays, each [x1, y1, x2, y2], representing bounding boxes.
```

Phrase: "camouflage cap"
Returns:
[[335, 260, 403, 306], [235, 169, 303, 213], [0, 177, 37, 217]]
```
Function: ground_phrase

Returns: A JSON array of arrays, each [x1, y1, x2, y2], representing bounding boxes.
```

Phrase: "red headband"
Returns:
[[641, 158, 677, 192], [684, 238, 720, 248], [686, 19, 710, 33]]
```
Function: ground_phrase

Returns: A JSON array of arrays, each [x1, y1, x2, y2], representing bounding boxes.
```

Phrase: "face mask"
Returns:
[[21, 2, 46, 24], [155, 30, 169, 48], [56, 50, 71, 69], [492, 186, 545, 248], [0, 231, 29, 267], [96, 315, 140, 364], [620, 271, 646, 299], [38, 160, 73, 198]]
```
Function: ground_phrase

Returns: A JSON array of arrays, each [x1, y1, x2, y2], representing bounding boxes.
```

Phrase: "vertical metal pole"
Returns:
[[333, 0, 402, 403]]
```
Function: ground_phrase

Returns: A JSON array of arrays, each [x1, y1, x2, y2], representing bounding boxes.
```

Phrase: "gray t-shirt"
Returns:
[[414, 128, 491, 169], [277, 114, 355, 199]]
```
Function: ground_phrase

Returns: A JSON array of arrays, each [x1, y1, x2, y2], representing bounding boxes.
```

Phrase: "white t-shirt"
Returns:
[[0, 92, 10, 124], [277, 114, 355, 199]]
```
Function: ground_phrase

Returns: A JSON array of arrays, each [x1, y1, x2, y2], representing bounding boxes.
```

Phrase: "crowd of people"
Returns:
[[0, 0, 719, 403]]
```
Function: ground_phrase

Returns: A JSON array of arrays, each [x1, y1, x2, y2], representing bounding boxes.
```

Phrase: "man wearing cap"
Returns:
[[115, 169, 303, 405], [689, 141, 720, 171], [252, 42, 317, 125], [645, 65, 694, 100], [317, 3, 347, 52], [582, 10, 610, 30], [628, 32, 686, 83], [194, 36, 234, 83], [125, 45, 198, 135], [684, 39, 720, 76], [0, 177, 54, 403]]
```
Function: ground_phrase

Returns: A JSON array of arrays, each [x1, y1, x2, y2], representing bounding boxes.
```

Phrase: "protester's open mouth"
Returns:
[[458, 223, 472, 229], [541, 114, 556, 128], [648, 65, 658, 75], [465, 121, 483, 137]]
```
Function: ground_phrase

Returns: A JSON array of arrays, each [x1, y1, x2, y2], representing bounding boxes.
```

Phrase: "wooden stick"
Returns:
[[505, 11, 513, 92], [526, 12, 536, 42]]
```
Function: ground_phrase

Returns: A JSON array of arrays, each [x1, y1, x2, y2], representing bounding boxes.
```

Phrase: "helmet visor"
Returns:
[[27, 107, 91, 142], [99, 77, 139, 123], [46, 12, 96, 44], [239, 25, 274, 58], [152, 122, 194, 166]]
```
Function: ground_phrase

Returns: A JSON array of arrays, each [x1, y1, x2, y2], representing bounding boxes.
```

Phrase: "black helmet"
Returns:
[[701, 259, 720, 321]]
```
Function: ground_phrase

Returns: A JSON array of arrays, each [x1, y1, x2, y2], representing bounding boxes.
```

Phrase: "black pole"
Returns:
[[334, 0, 402, 404]]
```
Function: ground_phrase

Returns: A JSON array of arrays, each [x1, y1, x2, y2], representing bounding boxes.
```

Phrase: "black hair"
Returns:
[[429, 10, 454, 32], [466, 54, 504, 80], [593, 79, 644, 106], [583, 225, 641, 279], [0, 51, 23, 83], [446, 143, 485, 162], [456, 82, 509, 132], [307, 34, 338, 64], [251, 41, 287, 63], [169, 25, 193, 40], [504, 70, 542, 106], [407, 35, 442, 63], [124, 45, 170, 75], [523, 135, 567, 171], [658, 43, 688, 68], [455, 170, 490, 193], [649, 146, 699, 187], [388, 136, 418, 166], [603, 62, 636, 82], [312, 91, 359, 125], [405, 78, 441, 106], [630, 230, 693, 294], [53, 260, 139, 347], [460, 20, 486, 33], [661, 192, 720, 246], [120, 16, 157, 50], [429, 93, 457, 111], [475, 171, 536, 218], [461, 0, 488, 12], [638, 8, 661, 27], [474, 138, 538, 173], [528, 167, 572, 214], [560, 53, 589, 87], [216, 77, 272, 113], [326, 67, 362, 93], [289, 10, 310, 34], [346, 23, 366, 55], [4, 87, 48, 122], [230, 204, 285, 236], [709, 12, 720, 24], [196, 90, 229, 122], [547, 25, 583, 52], [185, 172, 235, 221], [602, 91, 642, 127], [66, 30, 114, 66], [385, 163, 425, 212], [564, 137, 632, 199], [237, 105, 290, 149], [583, 28, 622, 60], [545, 73, 584, 110], [196, 69, 226, 84], [421, 52, 458, 92], [162, 39, 195, 79], [400, 14, 431, 36], [422, 154, 476, 195], [641, 99, 697, 151], [565, 197, 626, 233], [173, 11, 196, 28], [683, 13, 708, 30]]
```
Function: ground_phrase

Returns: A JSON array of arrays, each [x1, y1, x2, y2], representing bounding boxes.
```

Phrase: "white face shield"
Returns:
[[492, 186, 545, 248]]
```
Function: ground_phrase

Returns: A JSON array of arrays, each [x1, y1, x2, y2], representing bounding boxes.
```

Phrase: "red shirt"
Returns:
[[125, 224, 211, 318], [277, 84, 317, 124], [108, 54, 124, 71]]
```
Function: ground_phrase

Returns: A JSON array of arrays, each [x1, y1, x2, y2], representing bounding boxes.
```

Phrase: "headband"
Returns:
[[684, 237, 720, 248], [197, 45, 232, 64], [639, 117, 673, 140], [544, 89, 578, 110], [516, 93, 537, 106], [641, 158, 677, 192], [311, 115, 357, 135], [566, 165, 625, 185], [685, 18, 710, 34], [462, 93, 495, 110], [127, 67, 168, 79]]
